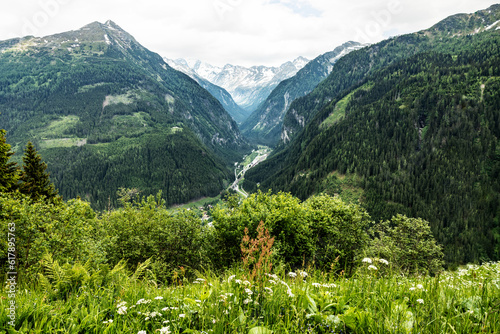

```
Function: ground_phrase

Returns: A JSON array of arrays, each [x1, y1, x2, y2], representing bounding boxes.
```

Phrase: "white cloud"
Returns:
[[0, 0, 496, 66]]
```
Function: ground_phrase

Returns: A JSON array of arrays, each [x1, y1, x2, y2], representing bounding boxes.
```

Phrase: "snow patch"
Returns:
[[485, 20, 500, 31], [104, 34, 111, 45]]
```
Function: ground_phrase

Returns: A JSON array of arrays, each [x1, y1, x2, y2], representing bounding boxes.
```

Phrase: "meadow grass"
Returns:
[[1, 261, 499, 333]]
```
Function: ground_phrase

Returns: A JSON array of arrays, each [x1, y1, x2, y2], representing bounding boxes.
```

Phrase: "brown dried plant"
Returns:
[[240, 221, 275, 286]]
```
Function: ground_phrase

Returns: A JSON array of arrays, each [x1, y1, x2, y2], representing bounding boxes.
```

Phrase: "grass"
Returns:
[[2, 261, 499, 333], [320, 83, 374, 129], [36, 115, 80, 139]]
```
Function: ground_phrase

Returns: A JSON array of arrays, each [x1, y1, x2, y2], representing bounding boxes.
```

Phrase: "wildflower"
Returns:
[[117, 301, 127, 308], [150, 312, 162, 318], [287, 289, 295, 298], [159, 326, 171, 334], [409, 287, 416, 291], [162, 307, 169, 311], [235, 279, 242, 284], [145, 317, 150, 321], [179, 314, 186, 318], [243, 298, 252, 304], [416, 284, 424, 289], [117, 306, 128, 315], [264, 287, 273, 294], [195, 300, 202, 303], [136, 299, 151, 305], [367, 265, 378, 271], [196, 278, 206, 282], [228, 275, 236, 282], [212, 319, 216, 324], [155, 296, 164, 300], [138, 331, 146, 334], [416, 299, 424, 304], [266, 273, 278, 280], [378, 258, 389, 265], [288, 272, 297, 278], [103, 319, 113, 324], [269, 279, 277, 285], [163, 320, 170, 324], [245, 288, 253, 295], [299, 271, 308, 278], [312, 283, 321, 287], [362, 258, 372, 264], [243, 280, 251, 286]]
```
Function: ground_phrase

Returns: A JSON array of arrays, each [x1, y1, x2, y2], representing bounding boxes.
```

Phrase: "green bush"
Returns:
[[304, 194, 371, 274], [99, 192, 213, 282], [368, 214, 445, 274], [0, 192, 99, 279]]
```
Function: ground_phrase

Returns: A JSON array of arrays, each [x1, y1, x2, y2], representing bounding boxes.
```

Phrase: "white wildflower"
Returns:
[[288, 272, 297, 278], [299, 271, 308, 278], [367, 265, 378, 271], [245, 288, 253, 295], [196, 278, 206, 282], [266, 273, 278, 280], [264, 287, 273, 294], [269, 280, 277, 285], [416, 284, 424, 290], [150, 312, 161, 318], [159, 326, 171, 334], [287, 289, 295, 298], [155, 296, 164, 300], [416, 299, 424, 304], [235, 279, 242, 284], [362, 258, 372, 264], [409, 287, 416, 291], [312, 283, 321, 287], [145, 317, 150, 321], [243, 298, 252, 304], [179, 314, 186, 318], [243, 280, 251, 286], [117, 306, 128, 315], [117, 301, 127, 308], [137, 331, 147, 334], [212, 319, 216, 324], [228, 275, 236, 282], [378, 258, 389, 265], [195, 300, 202, 303], [103, 319, 113, 324]]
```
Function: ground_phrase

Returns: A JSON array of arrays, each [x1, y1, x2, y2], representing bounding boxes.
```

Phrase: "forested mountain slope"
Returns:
[[245, 7, 500, 264], [241, 42, 365, 146], [0, 21, 249, 208], [279, 4, 500, 146]]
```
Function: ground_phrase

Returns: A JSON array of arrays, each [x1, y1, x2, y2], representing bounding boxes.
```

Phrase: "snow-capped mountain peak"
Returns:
[[165, 57, 310, 112]]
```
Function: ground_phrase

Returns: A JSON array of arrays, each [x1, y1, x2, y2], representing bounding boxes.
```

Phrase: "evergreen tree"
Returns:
[[0, 129, 18, 192], [20, 141, 58, 201]]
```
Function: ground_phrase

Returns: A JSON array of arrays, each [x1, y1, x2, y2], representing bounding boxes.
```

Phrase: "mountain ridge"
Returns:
[[166, 56, 309, 113], [0, 20, 249, 208]]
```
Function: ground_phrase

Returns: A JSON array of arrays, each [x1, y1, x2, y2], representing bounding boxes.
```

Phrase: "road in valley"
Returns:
[[230, 148, 270, 198]]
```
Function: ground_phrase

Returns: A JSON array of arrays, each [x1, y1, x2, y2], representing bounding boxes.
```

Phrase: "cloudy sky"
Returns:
[[0, 0, 496, 67]]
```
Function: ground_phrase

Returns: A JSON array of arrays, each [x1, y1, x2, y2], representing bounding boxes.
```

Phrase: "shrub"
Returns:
[[304, 194, 371, 275], [368, 214, 445, 274]]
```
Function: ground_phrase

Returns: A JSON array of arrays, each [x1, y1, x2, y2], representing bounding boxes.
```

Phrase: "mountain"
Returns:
[[244, 4, 500, 264], [280, 5, 500, 146], [240, 41, 366, 146], [164, 58, 248, 124], [168, 57, 309, 113], [0, 20, 249, 208]]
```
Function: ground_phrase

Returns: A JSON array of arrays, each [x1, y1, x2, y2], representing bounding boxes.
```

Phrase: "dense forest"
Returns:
[[245, 22, 500, 264]]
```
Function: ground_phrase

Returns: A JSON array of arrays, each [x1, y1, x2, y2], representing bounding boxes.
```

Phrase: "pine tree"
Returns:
[[20, 141, 58, 201], [0, 129, 18, 192]]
